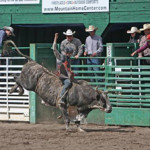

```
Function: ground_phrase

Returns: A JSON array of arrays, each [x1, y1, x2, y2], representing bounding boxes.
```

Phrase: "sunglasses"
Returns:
[[66, 35, 72, 37]]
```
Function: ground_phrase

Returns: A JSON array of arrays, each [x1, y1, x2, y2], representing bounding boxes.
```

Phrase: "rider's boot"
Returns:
[[58, 98, 65, 105]]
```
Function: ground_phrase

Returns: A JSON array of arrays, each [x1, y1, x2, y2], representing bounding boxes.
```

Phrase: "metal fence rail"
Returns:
[[0, 57, 29, 121], [71, 57, 150, 109]]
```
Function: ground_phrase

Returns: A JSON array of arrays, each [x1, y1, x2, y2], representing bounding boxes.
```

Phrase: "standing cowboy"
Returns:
[[131, 34, 150, 56], [60, 29, 83, 73], [138, 24, 150, 64], [126, 27, 141, 43], [84, 25, 103, 82], [53, 33, 74, 105]]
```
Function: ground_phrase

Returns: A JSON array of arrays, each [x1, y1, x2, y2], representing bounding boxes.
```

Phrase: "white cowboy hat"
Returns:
[[127, 27, 141, 34], [3, 26, 15, 36], [85, 25, 98, 32], [63, 29, 76, 36], [140, 24, 150, 31]]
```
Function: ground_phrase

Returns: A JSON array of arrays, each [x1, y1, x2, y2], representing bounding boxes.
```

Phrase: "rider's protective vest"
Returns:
[[57, 55, 74, 80]]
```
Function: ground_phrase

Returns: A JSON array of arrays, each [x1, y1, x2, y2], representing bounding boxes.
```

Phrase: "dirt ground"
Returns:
[[0, 122, 149, 150]]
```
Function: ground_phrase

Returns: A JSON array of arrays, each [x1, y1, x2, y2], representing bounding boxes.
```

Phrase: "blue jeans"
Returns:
[[60, 79, 72, 101], [87, 58, 101, 82], [71, 59, 80, 75]]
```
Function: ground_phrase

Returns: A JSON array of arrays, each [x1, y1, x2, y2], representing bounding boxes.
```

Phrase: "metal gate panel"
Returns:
[[105, 43, 150, 126], [0, 57, 29, 121], [71, 43, 150, 126]]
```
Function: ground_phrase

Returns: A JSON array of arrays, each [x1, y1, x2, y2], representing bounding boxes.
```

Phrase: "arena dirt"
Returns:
[[0, 122, 149, 150]]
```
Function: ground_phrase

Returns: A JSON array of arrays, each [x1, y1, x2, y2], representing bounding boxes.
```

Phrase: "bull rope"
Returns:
[[42, 66, 58, 79]]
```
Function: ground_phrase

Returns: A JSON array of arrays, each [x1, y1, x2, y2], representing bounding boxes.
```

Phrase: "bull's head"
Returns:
[[91, 87, 112, 113]]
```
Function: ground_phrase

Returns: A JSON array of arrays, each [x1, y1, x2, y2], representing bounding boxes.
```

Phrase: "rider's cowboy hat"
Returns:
[[140, 24, 150, 31], [63, 29, 76, 36], [3, 26, 15, 36], [85, 25, 98, 32], [127, 27, 141, 34]]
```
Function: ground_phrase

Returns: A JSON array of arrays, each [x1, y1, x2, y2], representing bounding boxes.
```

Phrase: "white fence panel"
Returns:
[[0, 57, 29, 121]]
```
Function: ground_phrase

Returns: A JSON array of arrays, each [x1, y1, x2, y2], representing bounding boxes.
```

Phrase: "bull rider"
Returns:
[[52, 33, 74, 106]]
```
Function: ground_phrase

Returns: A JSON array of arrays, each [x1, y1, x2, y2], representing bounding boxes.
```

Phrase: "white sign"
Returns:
[[0, 0, 39, 4], [42, 0, 109, 13], [107, 45, 112, 66]]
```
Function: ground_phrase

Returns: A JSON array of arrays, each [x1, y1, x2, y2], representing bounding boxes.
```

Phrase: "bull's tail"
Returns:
[[4, 40, 32, 61]]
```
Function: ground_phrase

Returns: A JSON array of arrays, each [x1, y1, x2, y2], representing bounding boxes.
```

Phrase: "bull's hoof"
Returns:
[[57, 115, 63, 119], [58, 101, 65, 105], [77, 127, 85, 132], [66, 128, 72, 132], [19, 92, 23, 96], [9, 89, 14, 94]]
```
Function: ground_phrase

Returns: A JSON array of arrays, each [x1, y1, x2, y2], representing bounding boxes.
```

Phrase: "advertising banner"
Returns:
[[42, 0, 109, 13], [0, 0, 39, 4]]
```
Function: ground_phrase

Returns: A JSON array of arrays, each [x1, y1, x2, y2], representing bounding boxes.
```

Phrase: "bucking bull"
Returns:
[[7, 40, 112, 132]]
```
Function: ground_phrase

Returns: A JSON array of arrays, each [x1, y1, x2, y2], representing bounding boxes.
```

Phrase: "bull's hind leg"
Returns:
[[9, 84, 19, 94], [10, 74, 24, 95], [18, 85, 24, 95], [60, 105, 71, 131], [9, 83, 24, 95]]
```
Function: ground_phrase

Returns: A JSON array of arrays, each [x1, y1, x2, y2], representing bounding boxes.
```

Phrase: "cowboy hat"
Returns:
[[3, 26, 15, 36], [127, 27, 141, 34], [85, 25, 98, 32], [140, 24, 150, 31], [63, 29, 76, 36]]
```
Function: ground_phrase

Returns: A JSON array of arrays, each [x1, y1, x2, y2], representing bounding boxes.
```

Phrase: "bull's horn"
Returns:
[[90, 105, 103, 109], [99, 90, 103, 94], [95, 87, 104, 94], [104, 91, 108, 94], [95, 86, 99, 93], [90, 105, 99, 109]]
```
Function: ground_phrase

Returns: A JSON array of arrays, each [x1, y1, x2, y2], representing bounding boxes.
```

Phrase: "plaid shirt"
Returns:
[[60, 38, 83, 57], [139, 35, 150, 56], [0, 30, 6, 48]]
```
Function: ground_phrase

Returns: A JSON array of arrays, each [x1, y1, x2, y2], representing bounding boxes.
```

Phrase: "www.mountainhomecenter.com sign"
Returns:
[[42, 0, 109, 13]]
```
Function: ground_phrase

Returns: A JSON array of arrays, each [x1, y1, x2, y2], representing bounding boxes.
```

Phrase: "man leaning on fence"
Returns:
[[60, 29, 83, 74], [0, 26, 15, 57], [138, 24, 150, 65], [84, 25, 103, 83]]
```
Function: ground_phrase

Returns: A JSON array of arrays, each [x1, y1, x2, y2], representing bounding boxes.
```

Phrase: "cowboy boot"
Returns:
[[58, 97, 65, 105]]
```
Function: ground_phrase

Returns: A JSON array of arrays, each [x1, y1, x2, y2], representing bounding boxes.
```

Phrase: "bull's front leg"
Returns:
[[75, 114, 86, 132]]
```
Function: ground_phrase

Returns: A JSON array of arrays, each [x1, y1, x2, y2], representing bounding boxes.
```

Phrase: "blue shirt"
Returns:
[[85, 35, 103, 56], [0, 30, 6, 48]]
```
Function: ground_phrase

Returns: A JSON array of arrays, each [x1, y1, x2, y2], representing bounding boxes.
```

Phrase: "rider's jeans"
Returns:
[[60, 79, 72, 100]]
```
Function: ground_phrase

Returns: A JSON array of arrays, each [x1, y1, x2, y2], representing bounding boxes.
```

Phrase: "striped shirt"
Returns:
[[85, 35, 103, 56]]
